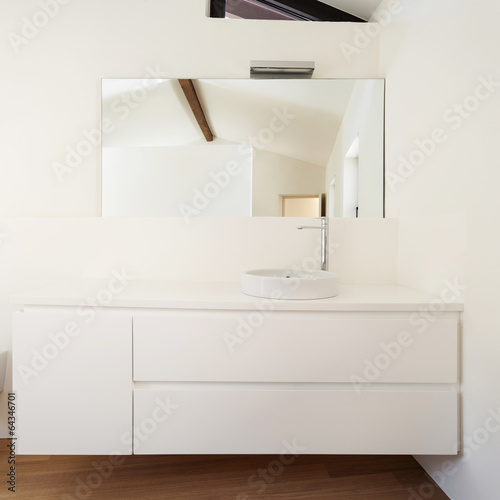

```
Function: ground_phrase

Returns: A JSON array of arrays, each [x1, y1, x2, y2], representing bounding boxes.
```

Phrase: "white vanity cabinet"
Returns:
[[11, 281, 462, 456]]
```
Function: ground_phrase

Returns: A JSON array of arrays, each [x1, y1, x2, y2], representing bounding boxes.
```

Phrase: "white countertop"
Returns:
[[11, 279, 464, 312]]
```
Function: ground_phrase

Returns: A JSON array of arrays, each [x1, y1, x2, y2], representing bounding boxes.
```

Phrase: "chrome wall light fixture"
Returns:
[[250, 60, 315, 79]]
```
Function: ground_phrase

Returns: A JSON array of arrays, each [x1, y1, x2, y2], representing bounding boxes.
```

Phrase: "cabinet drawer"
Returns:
[[133, 314, 458, 383], [133, 388, 458, 455]]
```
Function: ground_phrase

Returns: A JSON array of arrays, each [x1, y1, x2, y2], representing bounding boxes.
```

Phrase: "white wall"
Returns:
[[0, 0, 380, 218], [102, 145, 252, 217], [342, 156, 359, 217], [378, 0, 500, 498], [325, 79, 384, 217], [0, 0, 388, 437], [252, 149, 325, 216]]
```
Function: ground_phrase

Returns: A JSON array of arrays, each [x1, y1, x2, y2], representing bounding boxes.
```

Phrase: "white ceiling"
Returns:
[[318, 0, 384, 20], [102, 78, 357, 168], [196, 79, 355, 167]]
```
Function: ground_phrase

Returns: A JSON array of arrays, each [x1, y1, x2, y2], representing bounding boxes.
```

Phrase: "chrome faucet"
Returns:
[[297, 216, 328, 271]]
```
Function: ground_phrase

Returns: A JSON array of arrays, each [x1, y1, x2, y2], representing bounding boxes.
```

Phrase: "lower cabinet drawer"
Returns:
[[133, 314, 458, 383], [133, 388, 458, 455]]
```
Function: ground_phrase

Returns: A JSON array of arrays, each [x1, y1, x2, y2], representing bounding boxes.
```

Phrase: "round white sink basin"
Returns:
[[241, 269, 339, 300]]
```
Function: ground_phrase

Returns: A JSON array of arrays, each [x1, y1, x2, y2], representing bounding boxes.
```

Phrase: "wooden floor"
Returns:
[[0, 441, 450, 499]]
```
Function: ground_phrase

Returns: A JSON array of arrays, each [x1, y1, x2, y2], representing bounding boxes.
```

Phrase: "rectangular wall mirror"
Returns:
[[101, 78, 384, 218]]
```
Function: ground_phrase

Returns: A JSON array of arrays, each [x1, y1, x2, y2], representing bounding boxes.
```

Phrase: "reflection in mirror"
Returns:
[[101, 78, 384, 218]]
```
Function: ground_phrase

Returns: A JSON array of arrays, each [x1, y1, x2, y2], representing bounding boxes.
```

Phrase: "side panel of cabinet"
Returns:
[[134, 389, 458, 455], [13, 311, 132, 455]]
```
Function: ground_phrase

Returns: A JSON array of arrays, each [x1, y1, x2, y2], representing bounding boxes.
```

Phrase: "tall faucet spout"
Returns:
[[297, 217, 328, 271]]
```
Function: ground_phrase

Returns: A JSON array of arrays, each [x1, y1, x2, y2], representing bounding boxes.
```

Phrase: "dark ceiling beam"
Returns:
[[254, 0, 366, 22], [210, 0, 226, 18], [225, 0, 299, 20], [212, 0, 366, 22], [178, 79, 214, 143]]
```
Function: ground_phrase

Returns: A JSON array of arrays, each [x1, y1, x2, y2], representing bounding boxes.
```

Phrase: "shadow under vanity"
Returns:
[[12, 280, 462, 455]]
